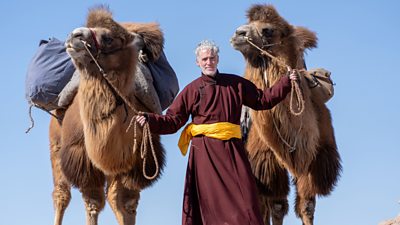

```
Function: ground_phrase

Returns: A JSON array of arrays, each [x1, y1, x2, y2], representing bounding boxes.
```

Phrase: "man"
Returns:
[[136, 40, 298, 225]]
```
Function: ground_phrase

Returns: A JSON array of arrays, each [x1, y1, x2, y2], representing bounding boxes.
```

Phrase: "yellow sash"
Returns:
[[178, 122, 242, 156]]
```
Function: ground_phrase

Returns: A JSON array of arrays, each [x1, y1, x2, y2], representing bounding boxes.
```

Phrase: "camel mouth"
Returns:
[[231, 25, 254, 51], [65, 43, 81, 52], [230, 35, 247, 50], [65, 38, 86, 52], [65, 43, 86, 58], [65, 45, 77, 55], [65, 40, 96, 66]]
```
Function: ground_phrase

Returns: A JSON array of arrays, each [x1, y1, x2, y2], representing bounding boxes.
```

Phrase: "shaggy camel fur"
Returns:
[[231, 4, 341, 225], [49, 7, 165, 225]]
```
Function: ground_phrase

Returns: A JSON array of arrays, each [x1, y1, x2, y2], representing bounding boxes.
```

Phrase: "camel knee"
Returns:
[[82, 188, 106, 217], [302, 199, 315, 217], [52, 184, 71, 210], [124, 193, 140, 215], [117, 188, 140, 215], [271, 199, 288, 220], [83, 198, 105, 225], [295, 196, 316, 225], [87, 202, 100, 217], [107, 179, 140, 215], [84, 198, 105, 215]]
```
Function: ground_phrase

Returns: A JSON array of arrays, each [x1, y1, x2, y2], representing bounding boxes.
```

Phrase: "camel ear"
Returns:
[[292, 26, 318, 51], [121, 22, 164, 62]]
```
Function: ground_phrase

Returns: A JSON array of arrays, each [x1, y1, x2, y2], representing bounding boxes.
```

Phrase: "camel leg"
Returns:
[[247, 142, 290, 225], [50, 117, 71, 225], [50, 151, 71, 225], [81, 186, 105, 225], [268, 198, 289, 225], [106, 177, 141, 225], [295, 194, 316, 225], [257, 194, 271, 225], [294, 143, 340, 225], [294, 175, 316, 225], [256, 189, 289, 225], [52, 182, 71, 225]]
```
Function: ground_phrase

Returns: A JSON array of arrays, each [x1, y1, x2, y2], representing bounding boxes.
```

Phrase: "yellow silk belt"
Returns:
[[178, 122, 242, 156]]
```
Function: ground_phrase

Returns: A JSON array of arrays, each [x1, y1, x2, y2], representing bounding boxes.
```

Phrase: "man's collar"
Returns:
[[201, 70, 219, 84]]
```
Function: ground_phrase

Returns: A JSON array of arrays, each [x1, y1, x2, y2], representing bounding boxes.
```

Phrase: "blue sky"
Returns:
[[1, 1, 399, 225]]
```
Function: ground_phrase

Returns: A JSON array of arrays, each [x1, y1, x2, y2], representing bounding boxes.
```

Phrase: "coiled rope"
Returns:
[[81, 40, 159, 180]]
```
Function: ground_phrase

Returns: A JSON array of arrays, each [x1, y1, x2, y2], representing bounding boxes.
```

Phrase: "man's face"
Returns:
[[196, 49, 219, 76]]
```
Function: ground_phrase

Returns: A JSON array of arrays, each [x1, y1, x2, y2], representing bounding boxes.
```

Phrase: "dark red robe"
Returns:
[[147, 72, 291, 225]]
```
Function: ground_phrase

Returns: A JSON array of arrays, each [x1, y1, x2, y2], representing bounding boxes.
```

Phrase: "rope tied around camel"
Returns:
[[81, 40, 159, 180], [244, 37, 305, 116]]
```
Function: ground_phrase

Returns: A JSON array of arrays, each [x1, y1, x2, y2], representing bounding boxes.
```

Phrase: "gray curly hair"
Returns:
[[195, 40, 219, 57]]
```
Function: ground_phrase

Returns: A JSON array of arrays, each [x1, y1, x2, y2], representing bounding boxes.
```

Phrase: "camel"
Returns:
[[230, 4, 342, 225], [49, 7, 166, 225]]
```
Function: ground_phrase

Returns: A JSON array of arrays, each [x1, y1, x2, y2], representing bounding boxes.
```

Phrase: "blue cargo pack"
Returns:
[[25, 37, 179, 113], [25, 37, 75, 111]]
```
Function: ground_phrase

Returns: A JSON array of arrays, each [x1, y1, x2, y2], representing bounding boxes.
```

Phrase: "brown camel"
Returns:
[[230, 4, 342, 225], [49, 7, 166, 225]]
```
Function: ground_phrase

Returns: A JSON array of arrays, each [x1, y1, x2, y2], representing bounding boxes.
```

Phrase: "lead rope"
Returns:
[[244, 37, 305, 116], [245, 37, 304, 152], [272, 116, 303, 152], [81, 40, 159, 180]]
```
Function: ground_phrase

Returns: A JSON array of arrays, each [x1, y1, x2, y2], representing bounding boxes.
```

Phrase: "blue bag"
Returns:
[[25, 37, 178, 112], [25, 37, 75, 111], [147, 51, 179, 110]]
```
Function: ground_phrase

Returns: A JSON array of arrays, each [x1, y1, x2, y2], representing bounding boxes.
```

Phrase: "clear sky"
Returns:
[[1, 0, 399, 225]]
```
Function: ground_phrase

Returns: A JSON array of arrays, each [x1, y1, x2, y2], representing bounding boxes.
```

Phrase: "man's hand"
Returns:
[[135, 114, 147, 127], [289, 69, 299, 81]]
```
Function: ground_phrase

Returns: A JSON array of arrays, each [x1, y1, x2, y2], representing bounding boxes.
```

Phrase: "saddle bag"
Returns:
[[147, 51, 179, 110], [25, 37, 75, 111], [303, 68, 334, 103]]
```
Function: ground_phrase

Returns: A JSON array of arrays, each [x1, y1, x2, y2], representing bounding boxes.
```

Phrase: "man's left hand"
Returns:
[[289, 69, 299, 81]]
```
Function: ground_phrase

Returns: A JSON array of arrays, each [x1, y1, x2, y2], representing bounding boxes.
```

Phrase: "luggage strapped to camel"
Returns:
[[25, 37, 179, 133]]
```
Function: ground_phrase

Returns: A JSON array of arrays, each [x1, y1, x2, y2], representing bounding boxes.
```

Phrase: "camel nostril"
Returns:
[[72, 32, 83, 39], [71, 28, 88, 40], [236, 30, 247, 37]]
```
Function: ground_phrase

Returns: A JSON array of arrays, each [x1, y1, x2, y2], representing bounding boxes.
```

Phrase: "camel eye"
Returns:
[[102, 36, 113, 46], [262, 28, 274, 37]]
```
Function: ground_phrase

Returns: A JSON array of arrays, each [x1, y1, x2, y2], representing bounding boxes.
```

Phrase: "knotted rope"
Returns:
[[81, 40, 159, 180]]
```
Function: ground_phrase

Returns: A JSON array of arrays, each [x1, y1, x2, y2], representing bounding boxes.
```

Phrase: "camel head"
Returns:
[[66, 6, 137, 78], [231, 4, 318, 69]]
